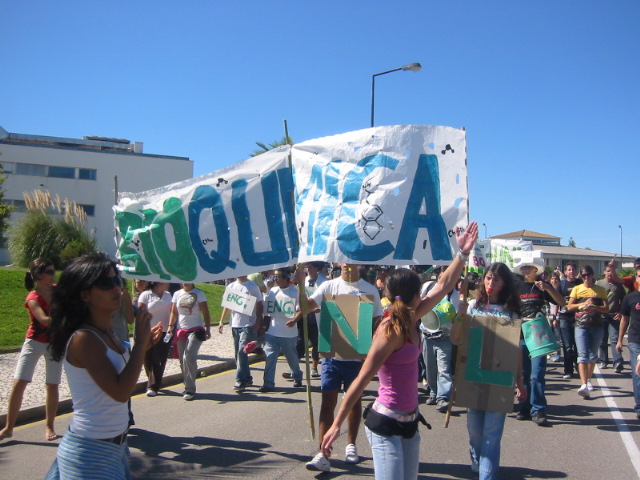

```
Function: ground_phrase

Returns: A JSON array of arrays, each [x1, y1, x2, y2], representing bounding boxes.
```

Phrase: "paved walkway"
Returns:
[[0, 329, 251, 424]]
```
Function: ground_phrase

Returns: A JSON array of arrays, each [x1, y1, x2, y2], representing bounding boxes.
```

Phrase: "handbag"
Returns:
[[363, 401, 430, 438]]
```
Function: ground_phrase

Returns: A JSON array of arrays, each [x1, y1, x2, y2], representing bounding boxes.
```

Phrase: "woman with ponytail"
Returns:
[[0, 258, 62, 442], [320, 222, 478, 480]]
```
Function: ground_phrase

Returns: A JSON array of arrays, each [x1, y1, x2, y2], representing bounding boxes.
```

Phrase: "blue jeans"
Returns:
[[598, 316, 623, 367], [263, 333, 302, 388], [365, 426, 420, 480], [232, 326, 257, 384], [467, 409, 506, 480], [520, 340, 547, 415], [627, 342, 640, 414], [559, 318, 577, 375], [422, 334, 453, 401], [575, 326, 604, 364]]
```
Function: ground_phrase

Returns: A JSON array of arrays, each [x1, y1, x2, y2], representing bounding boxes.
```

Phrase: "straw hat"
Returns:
[[512, 251, 545, 274]]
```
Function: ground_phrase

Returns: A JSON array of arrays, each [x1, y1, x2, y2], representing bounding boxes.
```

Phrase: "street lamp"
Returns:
[[482, 223, 488, 239], [370, 62, 422, 127], [619, 225, 623, 266]]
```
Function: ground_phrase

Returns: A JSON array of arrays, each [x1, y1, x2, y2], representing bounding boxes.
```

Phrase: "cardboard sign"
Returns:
[[454, 314, 522, 413], [318, 294, 374, 360], [221, 285, 258, 316]]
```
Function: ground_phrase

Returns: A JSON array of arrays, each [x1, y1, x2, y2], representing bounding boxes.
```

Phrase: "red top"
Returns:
[[25, 290, 52, 343]]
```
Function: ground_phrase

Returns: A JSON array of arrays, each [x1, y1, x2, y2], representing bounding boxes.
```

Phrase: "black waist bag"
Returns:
[[363, 401, 431, 438]]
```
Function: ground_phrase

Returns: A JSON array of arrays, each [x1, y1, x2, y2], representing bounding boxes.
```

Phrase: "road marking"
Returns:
[[595, 370, 640, 477]]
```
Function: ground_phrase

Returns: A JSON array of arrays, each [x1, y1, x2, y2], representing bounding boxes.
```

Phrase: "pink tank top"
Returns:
[[377, 338, 421, 413]]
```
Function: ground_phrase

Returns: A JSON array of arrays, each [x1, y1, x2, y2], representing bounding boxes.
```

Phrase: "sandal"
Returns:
[[46, 432, 59, 441]]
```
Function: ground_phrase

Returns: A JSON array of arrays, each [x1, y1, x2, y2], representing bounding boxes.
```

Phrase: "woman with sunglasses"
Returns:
[[45, 253, 160, 479], [0, 259, 61, 442], [567, 265, 609, 398]]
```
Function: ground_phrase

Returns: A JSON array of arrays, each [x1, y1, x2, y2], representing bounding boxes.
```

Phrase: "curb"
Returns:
[[0, 354, 264, 427]]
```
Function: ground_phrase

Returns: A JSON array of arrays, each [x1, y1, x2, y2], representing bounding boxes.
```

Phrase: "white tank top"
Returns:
[[65, 329, 130, 438]]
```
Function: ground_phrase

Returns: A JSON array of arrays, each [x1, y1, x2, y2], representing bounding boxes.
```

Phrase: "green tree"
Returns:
[[7, 190, 97, 268], [248, 135, 293, 157]]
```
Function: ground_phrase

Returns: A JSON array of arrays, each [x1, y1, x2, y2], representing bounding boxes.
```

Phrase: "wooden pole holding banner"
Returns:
[[284, 119, 316, 440], [444, 265, 469, 428]]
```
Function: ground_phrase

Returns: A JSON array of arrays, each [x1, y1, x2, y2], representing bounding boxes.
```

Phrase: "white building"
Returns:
[[491, 229, 637, 275], [0, 125, 193, 264]]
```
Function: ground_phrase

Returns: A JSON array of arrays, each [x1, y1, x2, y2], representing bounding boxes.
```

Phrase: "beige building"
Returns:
[[491, 230, 636, 275], [0, 125, 193, 264]]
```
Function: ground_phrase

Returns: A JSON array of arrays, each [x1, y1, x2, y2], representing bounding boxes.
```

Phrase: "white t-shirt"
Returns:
[[309, 277, 383, 318], [265, 285, 299, 338], [172, 288, 207, 329], [226, 279, 263, 328], [138, 290, 172, 331]]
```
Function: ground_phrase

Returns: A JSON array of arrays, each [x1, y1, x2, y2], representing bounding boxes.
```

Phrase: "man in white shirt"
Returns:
[[218, 276, 264, 392], [301, 263, 382, 473], [261, 269, 304, 392]]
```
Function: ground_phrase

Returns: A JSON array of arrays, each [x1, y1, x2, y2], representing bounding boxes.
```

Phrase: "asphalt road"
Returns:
[[1, 357, 639, 479]]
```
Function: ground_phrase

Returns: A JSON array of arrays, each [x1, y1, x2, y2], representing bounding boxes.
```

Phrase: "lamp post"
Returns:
[[619, 225, 623, 266], [482, 223, 488, 239], [370, 62, 422, 128]]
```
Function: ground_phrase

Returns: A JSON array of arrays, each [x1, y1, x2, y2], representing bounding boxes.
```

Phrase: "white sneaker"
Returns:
[[578, 384, 590, 398], [183, 392, 195, 401], [306, 452, 331, 472], [146, 389, 157, 397], [587, 381, 595, 391], [311, 368, 320, 378], [345, 443, 359, 464]]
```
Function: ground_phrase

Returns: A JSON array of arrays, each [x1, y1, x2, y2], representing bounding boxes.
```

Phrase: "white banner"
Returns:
[[115, 147, 298, 282], [114, 125, 470, 282], [293, 125, 468, 265], [469, 239, 534, 273]]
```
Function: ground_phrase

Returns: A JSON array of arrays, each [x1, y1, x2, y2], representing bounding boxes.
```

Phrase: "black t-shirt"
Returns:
[[516, 279, 558, 318], [557, 278, 582, 320], [621, 291, 640, 344]]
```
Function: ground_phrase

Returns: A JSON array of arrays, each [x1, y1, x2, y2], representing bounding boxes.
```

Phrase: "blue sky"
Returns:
[[2, 1, 639, 258]]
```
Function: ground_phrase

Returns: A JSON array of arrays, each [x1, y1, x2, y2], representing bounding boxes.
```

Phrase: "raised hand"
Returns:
[[456, 221, 479, 255]]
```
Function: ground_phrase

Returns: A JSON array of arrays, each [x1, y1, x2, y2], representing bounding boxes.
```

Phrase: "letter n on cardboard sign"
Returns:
[[318, 294, 373, 360]]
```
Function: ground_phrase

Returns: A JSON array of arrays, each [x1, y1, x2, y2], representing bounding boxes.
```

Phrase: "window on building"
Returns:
[[79, 204, 95, 216], [6, 199, 27, 212], [78, 168, 97, 180], [48, 166, 76, 179], [0, 162, 13, 173], [15, 163, 46, 176]]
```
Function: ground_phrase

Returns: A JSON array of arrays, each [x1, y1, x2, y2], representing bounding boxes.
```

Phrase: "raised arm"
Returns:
[[414, 221, 478, 318]]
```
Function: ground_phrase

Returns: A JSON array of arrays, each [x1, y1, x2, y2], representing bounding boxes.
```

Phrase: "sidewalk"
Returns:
[[0, 329, 258, 426]]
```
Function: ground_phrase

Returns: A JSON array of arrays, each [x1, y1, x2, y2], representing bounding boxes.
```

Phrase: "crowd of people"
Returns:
[[2, 237, 640, 479]]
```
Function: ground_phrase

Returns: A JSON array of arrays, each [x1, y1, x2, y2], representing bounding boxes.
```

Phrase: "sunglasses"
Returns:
[[581, 273, 593, 277], [42, 269, 55, 276], [93, 275, 123, 290]]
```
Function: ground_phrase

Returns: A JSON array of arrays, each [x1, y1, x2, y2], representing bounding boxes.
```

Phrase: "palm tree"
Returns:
[[249, 135, 293, 157]]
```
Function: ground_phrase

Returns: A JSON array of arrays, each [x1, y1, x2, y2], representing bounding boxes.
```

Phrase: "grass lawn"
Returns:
[[0, 266, 226, 351]]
